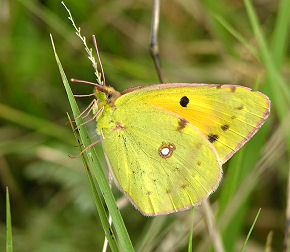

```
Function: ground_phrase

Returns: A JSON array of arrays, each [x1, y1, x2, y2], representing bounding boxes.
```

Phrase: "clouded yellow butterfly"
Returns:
[[93, 83, 270, 216]]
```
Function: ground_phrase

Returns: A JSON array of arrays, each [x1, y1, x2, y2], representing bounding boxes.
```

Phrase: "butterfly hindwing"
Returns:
[[99, 102, 222, 216], [118, 84, 270, 163]]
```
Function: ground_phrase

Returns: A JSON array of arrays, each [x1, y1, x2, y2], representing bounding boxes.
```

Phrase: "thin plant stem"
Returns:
[[202, 200, 225, 252], [6, 187, 13, 252], [240, 208, 261, 252], [188, 209, 194, 252], [61, 2, 103, 85], [283, 162, 290, 252]]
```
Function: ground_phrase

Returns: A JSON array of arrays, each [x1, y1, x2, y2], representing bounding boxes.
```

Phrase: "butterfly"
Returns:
[[92, 83, 270, 216]]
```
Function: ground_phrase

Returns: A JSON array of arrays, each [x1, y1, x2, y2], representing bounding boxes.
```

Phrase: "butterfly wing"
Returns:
[[119, 84, 270, 163], [99, 102, 222, 216]]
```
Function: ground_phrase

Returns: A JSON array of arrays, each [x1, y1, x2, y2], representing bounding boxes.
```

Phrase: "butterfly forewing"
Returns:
[[118, 84, 270, 163], [99, 102, 222, 216]]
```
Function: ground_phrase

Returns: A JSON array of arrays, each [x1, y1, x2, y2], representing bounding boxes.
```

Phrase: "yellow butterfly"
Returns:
[[92, 83, 270, 216]]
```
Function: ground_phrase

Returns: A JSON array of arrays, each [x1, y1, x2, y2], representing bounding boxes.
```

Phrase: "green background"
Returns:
[[0, 0, 289, 251]]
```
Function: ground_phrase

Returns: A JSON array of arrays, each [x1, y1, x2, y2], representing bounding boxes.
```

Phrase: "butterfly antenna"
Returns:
[[92, 35, 106, 86], [71, 78, 108, 94], [69, 136, 104, 159], [74, 93, 95, 98]]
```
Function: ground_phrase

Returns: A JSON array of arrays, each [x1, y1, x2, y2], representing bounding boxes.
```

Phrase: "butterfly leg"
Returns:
[[150, 0, 166, 83], [69, 134, 104, 159], [75, 99, 97, 120], [74, 105, 104, 130], [67, 99, 97, 126]]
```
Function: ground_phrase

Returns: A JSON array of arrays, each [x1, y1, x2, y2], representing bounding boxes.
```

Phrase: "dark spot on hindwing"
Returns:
[[181, 184, 187, 189], [208, 134, 219, 143], [236, 105, 244, 110], [195, 143, 202, 149], [231, 115, 237, 119], [180, 96, 189, 107], [230, 86, 236, 92], [177, 118, 187, 131], [221, 124, 229, 131]]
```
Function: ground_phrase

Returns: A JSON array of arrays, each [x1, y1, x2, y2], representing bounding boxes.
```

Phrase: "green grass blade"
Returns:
[[201, 0, 234, 53], [188, 209, 194, 252], [244, 0, 290, 119], [17, 0, 72, 44], [214, 14, 258, 59], [217, 149, 244, 217], [67, 114, 119, 252], [50, 35, 134, 251], [270, 0, 290, 68], [0, 104, 73, 144], [240, 208, 261, 252], [6, 187, 13, 252], [135, 216, 167, 252]]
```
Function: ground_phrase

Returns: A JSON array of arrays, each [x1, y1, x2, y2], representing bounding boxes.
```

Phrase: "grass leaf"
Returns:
[[213, 14, 258, 59], [270, 0, 290, 68], [188, 209, 194, 252], [50, 34, 134, 252], [244, 0, 290, 120], [67, 113, 120, 252], [6, 187, 13, 252], [240, 208, 261, 252]]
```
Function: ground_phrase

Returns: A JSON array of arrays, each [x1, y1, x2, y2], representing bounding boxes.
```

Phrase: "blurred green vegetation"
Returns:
[[0, 0, 289, 251]]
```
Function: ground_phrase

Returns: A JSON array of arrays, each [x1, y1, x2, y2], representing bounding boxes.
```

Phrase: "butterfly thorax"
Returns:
[[94, 86, 122, 135]]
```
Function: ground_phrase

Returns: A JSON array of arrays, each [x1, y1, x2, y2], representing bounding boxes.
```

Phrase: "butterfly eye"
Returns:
[[107, 92, 113, 99]]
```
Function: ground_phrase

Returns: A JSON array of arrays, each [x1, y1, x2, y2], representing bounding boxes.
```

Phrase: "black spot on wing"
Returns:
[[180, 96, 189, 107], [208, 134, 219, 143], [221, 124, 229, 131]]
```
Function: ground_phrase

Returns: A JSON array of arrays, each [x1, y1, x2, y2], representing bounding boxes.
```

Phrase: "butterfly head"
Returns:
[[94, 85, 121, 107]]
